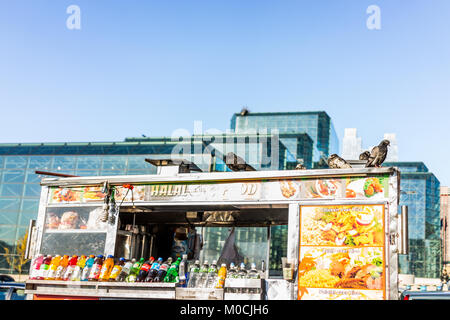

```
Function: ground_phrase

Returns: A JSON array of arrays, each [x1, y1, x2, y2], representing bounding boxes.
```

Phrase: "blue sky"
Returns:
[[0, 1, 449, 185]]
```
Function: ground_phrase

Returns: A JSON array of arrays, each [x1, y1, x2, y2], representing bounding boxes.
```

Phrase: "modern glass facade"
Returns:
[[384, 162, 441, 278], [0, 131, 301, 275], [230, 111, 339, 166]]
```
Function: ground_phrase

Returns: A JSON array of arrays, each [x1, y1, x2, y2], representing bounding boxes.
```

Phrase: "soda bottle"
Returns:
[[125, 258, 144, 283], [55, 255, 69, 280], [44, 255, 61, 280], [215, 264, 227, 289], [248, 263, 260, 279], [29, 254, 44, 280], [71, 255, 87, 281], [154, 257, 172, 282], [80, 255, 96, 281], [62, 255, 78, 281], [226, 262, 237, 293], [117, 259, 134, 282], [99, 255, 115, 281], [178, 255, 188, 287], [136, 257, 155, 282], [37, 255, 52, 280], [163, 257, 181, 283], [205, 260, 218, 288], [144, 257, 163, 282], [109, 257, 126, 281], [88, 255, 104, 281], [187, 260, 201, 288]]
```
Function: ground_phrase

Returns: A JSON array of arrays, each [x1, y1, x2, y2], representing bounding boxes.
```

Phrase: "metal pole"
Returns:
[[400, 205, 409, 255]]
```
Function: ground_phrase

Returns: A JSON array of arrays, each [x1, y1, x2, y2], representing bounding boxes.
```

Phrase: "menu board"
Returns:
[[298, 204, 385, 300]]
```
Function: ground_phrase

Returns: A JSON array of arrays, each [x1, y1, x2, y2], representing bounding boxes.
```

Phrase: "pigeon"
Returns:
[[295, 163, 306, 170], [359, 151, 370, 161], [327, 154, 352, 169], [240, 107, 249, 116], [365, 139, 390, 168], [224, 152, 256, 171]]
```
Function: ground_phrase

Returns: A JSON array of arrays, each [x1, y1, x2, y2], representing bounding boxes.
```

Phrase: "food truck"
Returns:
[[24, 159, 406, 300]]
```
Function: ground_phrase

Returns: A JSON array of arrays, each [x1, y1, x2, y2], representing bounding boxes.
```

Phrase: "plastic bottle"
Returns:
[[163, 257, 181, 283], [227, 262, 237, 279], [205, 260, 218, 288], [136, 257, 155, 282], [237, 262, 247, 278], [109, 257, 126, 281], [178, 255, 188, 287], [154, 257, 172, 282], [248, 263, 260, 279], [125, 257, 144, 283], [144, 257, 162, 282], [55, 255, 69, 280], [62, 255, 78, 281], [215, 264, 227, 288], [80, 255, 95, 281], [37, 255, 52, 280], [117, 259, 134, 282], [196, 260, 209, 288], [187, 260, 201, 288], [29, 254, 44, 280], [99, 255, 114, 281], [45, 255, 62, 280], [88, 255, 104, 281], [71, 255, 86, 281]]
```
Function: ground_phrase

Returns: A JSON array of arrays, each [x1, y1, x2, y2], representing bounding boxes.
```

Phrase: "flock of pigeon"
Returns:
[[224, 139, 390, 171], [326, 139, 390, 170]]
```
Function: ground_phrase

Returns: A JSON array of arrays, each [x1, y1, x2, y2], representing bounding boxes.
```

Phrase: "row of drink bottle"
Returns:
[[29, 254, 187, 283], [187, 260, 262, 291], [29, 254, 263, 291]]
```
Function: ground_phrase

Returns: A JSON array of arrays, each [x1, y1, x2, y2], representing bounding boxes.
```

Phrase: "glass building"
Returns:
[[230, 111, 339, 167], [384, 162, 441, 278], [0, 129, 312, 275]]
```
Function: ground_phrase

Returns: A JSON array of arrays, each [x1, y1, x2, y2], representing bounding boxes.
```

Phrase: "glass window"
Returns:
[[101, 156, 127, 170], [0, 184, 23, 197], [0, 157, 4, 169], [100, 170, 126, 176], [28, 156, 52, 170], [0, 199, 21, 212], [2, 170, 25, 183], [4, 156, 28, 169], [127, 156, 148, 170], [24, 184, 42, 198], [21, 199, 39, 213], [25, 170, 43, 183], [0, 212, 18, 225], [75, 170, 100, 177], [199, 227, 268, 269], [0, 226, 17, 244], [76, 156, 101, 170], [52, 156, 76, 170], [18, 211, 38, 226]]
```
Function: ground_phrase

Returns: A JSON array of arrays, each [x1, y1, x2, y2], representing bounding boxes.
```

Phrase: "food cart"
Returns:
[[25, 161, 405, 300]]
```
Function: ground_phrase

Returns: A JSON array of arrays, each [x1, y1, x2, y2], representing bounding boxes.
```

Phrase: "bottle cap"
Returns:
[[119, 257, 125, 261], [107, 255, 113, 258], [221, 264, 226, 267]]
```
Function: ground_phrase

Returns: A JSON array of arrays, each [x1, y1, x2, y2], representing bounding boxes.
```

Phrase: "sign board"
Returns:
[[298, 204, 386, 300]]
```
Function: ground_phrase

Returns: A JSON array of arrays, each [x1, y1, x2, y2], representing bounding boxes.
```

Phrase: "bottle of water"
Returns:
[[196, 260, 209, 288], [237, 263, 248, 294], [187, 260, 200, 288], [226, 262, 237, 293], [205, 260, 218, 288]]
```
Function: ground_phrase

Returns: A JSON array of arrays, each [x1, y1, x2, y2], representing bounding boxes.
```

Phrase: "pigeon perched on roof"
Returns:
[[295, 163, 306, 170], [240, 107, 250, 116], [224, 152, 256, 171], [365, 139, 390, 168], [327, 154, 352, 169], [359, 151, 371, 161]]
